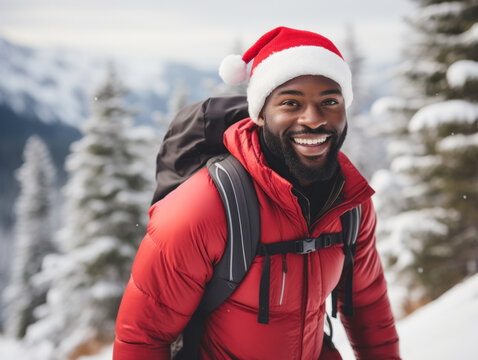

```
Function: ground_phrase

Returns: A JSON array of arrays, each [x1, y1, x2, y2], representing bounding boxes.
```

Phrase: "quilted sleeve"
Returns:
[[113, 169, 227, 360], [339, 198, 401, 359]]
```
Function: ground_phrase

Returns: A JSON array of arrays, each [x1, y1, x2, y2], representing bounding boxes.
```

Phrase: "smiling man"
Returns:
[[114, 27, 400, 359]]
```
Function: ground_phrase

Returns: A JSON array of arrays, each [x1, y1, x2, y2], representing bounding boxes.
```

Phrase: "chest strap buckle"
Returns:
[[296, 238, 316, 254], [296, 236, 333, 254]]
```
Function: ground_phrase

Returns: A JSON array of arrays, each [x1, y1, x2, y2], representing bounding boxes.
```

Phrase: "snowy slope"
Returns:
[[1, 274, 478, 359], [396, 274, 478, 359], [331, 273, 478, 359], [0, 36, 219, 127]]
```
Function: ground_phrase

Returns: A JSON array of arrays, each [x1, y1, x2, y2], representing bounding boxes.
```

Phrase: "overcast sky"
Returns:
[[0, 0, 416, 69]]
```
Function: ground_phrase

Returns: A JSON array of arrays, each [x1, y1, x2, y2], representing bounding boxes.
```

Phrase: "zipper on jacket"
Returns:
[[308, 177, 346, 230], [279, 254, 288, 306], [314, 176, 345, 221], [292, 175, 345, 231], [292, 187, 311, 226]]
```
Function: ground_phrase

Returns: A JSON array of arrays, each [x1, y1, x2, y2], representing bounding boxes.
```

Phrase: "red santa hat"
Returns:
[[219, 26, 353, 124]]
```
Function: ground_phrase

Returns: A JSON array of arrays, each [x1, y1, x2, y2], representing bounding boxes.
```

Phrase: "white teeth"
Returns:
[[293, 136, 329, 145]]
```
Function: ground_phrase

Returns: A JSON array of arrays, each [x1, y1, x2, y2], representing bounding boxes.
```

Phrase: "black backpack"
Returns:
[[152, 96, 361, 358]]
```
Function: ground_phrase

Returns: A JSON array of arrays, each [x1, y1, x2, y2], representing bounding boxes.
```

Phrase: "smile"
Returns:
[[289, 133, 332, 160], [291, 135, 330, 146]]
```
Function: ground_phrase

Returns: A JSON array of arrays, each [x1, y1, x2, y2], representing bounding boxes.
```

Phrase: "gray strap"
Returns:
[[200, 155, 260, 314], [331, 204, 362, 318]]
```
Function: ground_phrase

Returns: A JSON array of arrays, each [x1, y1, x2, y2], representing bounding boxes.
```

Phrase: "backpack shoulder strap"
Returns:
[[200, 154, 261, 313], [175, 154, 260, 360], [331, 204, 362, 318], [341, 204, 362, 261]]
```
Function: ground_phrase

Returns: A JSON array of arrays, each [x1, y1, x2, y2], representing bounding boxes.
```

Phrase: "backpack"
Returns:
[[152, 96, 361, 358]]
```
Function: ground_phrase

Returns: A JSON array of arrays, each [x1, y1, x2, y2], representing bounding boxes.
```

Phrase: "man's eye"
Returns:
[[281, 100, 299, 107], [323, 99, 339, 106]]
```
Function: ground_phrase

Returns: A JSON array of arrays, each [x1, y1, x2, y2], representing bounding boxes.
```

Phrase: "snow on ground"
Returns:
[[331, 273, 478, 359], [1, 273, 478, 359], [396, 273, 478, 359]]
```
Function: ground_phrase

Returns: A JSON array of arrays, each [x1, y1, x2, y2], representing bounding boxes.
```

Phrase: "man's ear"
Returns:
[[257, 112, 265, 127]]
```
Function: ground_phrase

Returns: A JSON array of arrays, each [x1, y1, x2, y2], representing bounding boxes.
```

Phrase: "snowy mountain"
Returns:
[[0, 35, 221, 230], [0, 36, 220, 127]]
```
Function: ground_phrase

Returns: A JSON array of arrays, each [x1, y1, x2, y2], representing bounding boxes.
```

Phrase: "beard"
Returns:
[[262, 121, 347, 184]]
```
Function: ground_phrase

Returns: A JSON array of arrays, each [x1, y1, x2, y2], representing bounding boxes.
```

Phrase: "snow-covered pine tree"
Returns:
[[404, 0, 478, 298], [25, 64, 155, 359], [372, 0, 478, 313], [369, 93, 426, 316], [3, 136, 57, 338]]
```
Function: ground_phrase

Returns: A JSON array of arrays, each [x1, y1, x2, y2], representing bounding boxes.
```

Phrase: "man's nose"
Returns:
[[297, 105, 326, 129]]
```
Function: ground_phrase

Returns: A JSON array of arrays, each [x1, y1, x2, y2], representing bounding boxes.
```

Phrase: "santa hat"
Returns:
[[219, 26, 353, 124]]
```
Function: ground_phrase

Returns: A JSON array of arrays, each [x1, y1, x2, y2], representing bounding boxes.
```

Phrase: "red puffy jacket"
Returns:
[[114, 119, 400, 359]]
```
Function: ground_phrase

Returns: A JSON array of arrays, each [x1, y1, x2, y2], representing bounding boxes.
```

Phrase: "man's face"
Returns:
[[258, 75, 347, 186]]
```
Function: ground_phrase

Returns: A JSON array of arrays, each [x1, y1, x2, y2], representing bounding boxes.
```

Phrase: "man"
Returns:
[[114, 26, 400, 359]]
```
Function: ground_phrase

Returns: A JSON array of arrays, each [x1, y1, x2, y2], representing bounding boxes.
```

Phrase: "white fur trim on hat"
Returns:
[[247, 46, 353, 124], [219, 54, 248, 85]]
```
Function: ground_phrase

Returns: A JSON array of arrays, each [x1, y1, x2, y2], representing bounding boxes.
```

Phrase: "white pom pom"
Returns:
[[219, 54, 247, 85]]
